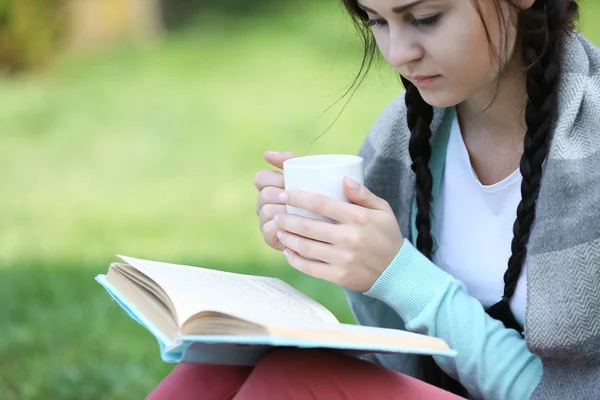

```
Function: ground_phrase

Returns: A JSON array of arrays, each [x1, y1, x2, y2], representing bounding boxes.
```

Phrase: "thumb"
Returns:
[[264, 151, 296, 169], [344, 177, 388, 211]]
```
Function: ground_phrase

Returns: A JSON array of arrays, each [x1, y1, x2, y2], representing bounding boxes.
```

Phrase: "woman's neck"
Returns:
[[457, 65, 528, 147], [455, 62, 529, 185]]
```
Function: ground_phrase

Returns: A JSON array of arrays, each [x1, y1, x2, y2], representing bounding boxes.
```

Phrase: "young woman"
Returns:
[[148, 0, 600, 399]]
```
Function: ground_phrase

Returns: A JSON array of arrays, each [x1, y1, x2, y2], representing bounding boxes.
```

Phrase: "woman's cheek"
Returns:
[[372, 32, 389, 61]]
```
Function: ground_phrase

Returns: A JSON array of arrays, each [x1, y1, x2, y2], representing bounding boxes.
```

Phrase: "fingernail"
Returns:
[[265, 151, 278, 155], [346, 177, 359, 190], [284, 249, 290, 258], [277, 230, 283, 239], [279, 192, 288, 202]]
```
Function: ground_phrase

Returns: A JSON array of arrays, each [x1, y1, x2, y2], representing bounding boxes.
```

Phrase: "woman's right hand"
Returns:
[[254, 151, 296, 251]]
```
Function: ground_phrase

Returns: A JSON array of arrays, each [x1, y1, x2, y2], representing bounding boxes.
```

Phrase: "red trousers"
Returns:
[[147, 349, 465, 399]]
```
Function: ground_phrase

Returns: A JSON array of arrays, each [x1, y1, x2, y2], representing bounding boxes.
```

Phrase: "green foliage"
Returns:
[[158, 0, 286, 29], [0, 0, 65, 73]]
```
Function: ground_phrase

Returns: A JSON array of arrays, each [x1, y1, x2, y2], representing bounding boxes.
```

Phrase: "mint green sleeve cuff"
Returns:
[[365, 239, 454, 321], [364, 240, 542, 400]]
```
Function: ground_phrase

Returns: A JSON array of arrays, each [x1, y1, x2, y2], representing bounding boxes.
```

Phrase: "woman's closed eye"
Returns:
[[411, 13, 441, 27], [366, 13, 441, 29], [366, 18, 387, 27]]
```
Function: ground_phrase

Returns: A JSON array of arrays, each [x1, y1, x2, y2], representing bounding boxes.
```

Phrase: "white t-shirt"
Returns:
[[432, 116, 527, 326]]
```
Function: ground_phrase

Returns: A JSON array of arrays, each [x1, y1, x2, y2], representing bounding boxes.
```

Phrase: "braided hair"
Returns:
[[402, 76, 469, 394], [485, 0, 579, 330], [341, 0, 580, 395]]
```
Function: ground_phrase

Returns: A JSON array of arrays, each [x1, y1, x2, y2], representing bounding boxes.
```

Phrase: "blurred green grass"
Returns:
[[0, 3, 399, 268], [1, 1, 599, 399]]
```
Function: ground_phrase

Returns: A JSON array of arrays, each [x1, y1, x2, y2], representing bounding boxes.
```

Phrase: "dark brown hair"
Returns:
[[341, 0, 579, 395]]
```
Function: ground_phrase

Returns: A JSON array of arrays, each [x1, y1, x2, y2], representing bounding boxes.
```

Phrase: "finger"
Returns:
[[277, 230, 335, 263], [263, 219, 286, 251], [275, 213, 338, 244], [257, 187, 285, 214], [343, 177, 390, 212], [259, 203, 286, 226], [283, 248, 343, 284], [254, 169, 284, 191], [279, 190, 354, 224], [264, 151, 296, 169]]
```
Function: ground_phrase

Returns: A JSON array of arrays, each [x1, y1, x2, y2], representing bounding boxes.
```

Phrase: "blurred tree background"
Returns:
[[1, 0, 599, 398], [0, 0, 65, 73]]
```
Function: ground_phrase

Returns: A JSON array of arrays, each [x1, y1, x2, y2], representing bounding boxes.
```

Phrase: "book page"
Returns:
[[118, 256, 339, 327], [265, 320, 452, 352]]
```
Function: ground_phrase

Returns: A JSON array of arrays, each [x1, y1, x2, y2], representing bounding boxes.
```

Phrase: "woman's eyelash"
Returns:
[[411, 14, 441, 27], [366, 18, 387, 27], [366, 13, 441, 28]]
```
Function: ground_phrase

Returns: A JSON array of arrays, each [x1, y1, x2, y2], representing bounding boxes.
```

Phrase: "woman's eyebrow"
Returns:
[[356, 0, 426, 15]]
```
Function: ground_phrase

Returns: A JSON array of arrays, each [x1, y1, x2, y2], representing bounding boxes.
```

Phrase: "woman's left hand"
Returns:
[[275, 177, 405, 293]]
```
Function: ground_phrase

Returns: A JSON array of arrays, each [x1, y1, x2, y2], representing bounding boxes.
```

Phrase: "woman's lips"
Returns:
[[407, 75, 441, 88]]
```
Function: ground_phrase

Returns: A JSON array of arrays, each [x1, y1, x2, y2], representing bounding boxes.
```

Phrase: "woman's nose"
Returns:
[[385, 32, 424, 70]]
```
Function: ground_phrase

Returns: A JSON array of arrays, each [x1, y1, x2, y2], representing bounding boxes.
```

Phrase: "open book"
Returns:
[[95, 255, 456, 365]]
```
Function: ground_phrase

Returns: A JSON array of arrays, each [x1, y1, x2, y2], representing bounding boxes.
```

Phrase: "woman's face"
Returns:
[[358, 0, 523, 107]]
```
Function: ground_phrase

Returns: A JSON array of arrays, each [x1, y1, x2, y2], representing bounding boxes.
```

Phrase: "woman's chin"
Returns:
[[418, 89, 463, 109]]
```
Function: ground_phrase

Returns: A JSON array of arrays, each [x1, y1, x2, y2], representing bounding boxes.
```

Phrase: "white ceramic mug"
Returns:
[[283, 154, 364, 223]]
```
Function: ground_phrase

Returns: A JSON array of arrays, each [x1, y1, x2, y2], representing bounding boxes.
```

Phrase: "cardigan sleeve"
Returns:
[[365, 240, 543, 400]]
